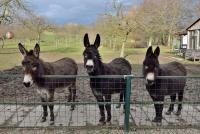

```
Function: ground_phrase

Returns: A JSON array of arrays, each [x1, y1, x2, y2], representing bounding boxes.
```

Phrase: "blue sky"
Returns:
[[29, 0, 141, 25]]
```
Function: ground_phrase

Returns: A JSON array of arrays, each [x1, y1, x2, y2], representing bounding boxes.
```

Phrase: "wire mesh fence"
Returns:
[[0, 74, 200, 133], [130, 76, 200, 131]]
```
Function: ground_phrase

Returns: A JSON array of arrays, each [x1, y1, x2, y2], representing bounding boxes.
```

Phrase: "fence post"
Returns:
[[124, 75, 132, 133]]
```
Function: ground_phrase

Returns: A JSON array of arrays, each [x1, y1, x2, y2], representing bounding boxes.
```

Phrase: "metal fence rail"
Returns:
[[0, 74, 200, 133]]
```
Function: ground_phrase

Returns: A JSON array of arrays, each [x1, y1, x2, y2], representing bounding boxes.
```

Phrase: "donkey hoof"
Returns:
[[116, 104, 121, 109], [99, 117, 105, 125], [98, 121, 106, 125], [152, 117, 162, 123], [49, 120, 54, 125], [106, 121, 111, 125], [70, 105, 75, 111], [165, 111, 172, 115], [107, 116, 111, 123], [40, 118, 46, 123], [175, 111, 181, 116]]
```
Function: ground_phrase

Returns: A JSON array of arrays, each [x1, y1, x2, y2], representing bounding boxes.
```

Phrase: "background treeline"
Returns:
[[1, 0, 200, 56]]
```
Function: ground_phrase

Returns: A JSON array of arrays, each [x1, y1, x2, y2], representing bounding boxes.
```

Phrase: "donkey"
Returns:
[[143, 46, 187, 123], [18, 43, 78, 125], [83, 33, 132, 124]]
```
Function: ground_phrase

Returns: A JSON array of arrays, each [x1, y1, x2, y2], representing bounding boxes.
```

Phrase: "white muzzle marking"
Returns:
[[23, 74, 33, 85], [86, 59, 94, 66], [146, 73, 155, 81]]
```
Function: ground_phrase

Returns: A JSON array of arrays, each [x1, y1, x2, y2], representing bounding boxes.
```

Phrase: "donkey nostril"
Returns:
[[23, 82, 30, 87], [86, 65, 93, 68]]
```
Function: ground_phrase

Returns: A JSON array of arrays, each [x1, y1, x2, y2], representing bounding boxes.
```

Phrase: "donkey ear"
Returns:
[[84, 33, 90, 47], [94, 34, 100, 48], [33, 43, 40, 58], [18, 43, 27, 56], [146, 46, 153, 57], [154, 46, 160, 57]]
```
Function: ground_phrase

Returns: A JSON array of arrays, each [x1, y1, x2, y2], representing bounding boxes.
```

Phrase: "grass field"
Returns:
[[0, 33, 199, 71]]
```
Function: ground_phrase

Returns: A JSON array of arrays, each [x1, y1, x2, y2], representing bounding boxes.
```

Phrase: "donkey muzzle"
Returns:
[[23, 74, 33, 87], [86, 65, 94, 73]]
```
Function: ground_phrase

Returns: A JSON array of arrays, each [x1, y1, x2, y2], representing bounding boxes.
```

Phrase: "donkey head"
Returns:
[[18, 43, 40, 87], [83, 33, 101, 73], [143, 46, 160, 86]]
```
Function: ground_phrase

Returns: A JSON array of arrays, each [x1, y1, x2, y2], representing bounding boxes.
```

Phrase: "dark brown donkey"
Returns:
[[143, 46, 187, 123], [18, 43, 78, 125], [83, 33, 132, 124]]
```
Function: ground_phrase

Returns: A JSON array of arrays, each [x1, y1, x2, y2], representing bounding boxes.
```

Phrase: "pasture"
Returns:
[[0, 32, 199, 72]]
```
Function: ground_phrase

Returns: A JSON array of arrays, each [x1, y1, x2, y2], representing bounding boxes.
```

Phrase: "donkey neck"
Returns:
[[35, 59, 54, 88], [38, 59, 54, 76]]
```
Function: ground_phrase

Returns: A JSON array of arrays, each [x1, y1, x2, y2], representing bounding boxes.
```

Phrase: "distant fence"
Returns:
[[0, 74, 200, 133]]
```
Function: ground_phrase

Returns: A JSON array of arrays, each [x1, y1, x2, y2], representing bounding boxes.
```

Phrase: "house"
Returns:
[[179, 18, 200, 50], [179, 18, 200, 61]]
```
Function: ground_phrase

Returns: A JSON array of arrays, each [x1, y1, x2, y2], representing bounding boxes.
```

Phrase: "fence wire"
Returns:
[[0, 74, 200, 134]]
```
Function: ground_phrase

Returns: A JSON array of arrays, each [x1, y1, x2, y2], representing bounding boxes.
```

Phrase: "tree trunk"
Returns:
[[1, 37, 5, 48], [120, 32, 129, 57], [148, 36, 153, 47], [37, 33, 41, 43], [167, 34, 171, 47], [120, 42, 125, 57]]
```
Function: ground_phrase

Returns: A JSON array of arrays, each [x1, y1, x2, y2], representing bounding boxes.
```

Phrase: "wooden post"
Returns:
[[1, 37, 5, 48]]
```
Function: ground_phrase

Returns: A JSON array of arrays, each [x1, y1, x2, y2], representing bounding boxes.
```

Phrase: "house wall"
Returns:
[[197, 30, 200, 49]]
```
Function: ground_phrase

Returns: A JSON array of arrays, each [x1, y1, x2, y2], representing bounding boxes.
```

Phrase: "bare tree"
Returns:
[[96, 0, 136, 57], [20, 15, 52, 42], [0, 0, 31, 24], [134, 0, 193, 48], [0, 0, 31, 48]]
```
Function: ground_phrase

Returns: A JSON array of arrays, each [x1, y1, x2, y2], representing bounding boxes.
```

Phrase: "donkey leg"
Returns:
[[95, 95, 105, 124], [123, 92, 126, 112], [41, 98, 48, 122], [105, 94, 112, 123], [70, 84, 76, 111], [68, 87, 72, 102], [153, 103, 164, 123], [166, 94, 176, 115], [116, 92, 123, 109], [152, 96, 164, 123], [48, 89, 55, 125], [176, 91, 184, 116]]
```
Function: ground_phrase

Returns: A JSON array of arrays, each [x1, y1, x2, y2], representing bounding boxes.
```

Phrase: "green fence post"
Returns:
[[124, 75, 132, 133]]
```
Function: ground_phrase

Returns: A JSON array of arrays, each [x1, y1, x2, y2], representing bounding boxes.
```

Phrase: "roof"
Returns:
[[186, 18, 200, 30], [177, 31, 187, 35]]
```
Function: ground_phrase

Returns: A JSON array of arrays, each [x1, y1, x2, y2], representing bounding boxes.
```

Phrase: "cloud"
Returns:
[[29, 0, 140, 25]]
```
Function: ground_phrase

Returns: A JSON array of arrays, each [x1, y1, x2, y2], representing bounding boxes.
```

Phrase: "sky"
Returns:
[[29, 0, 141, 25]]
